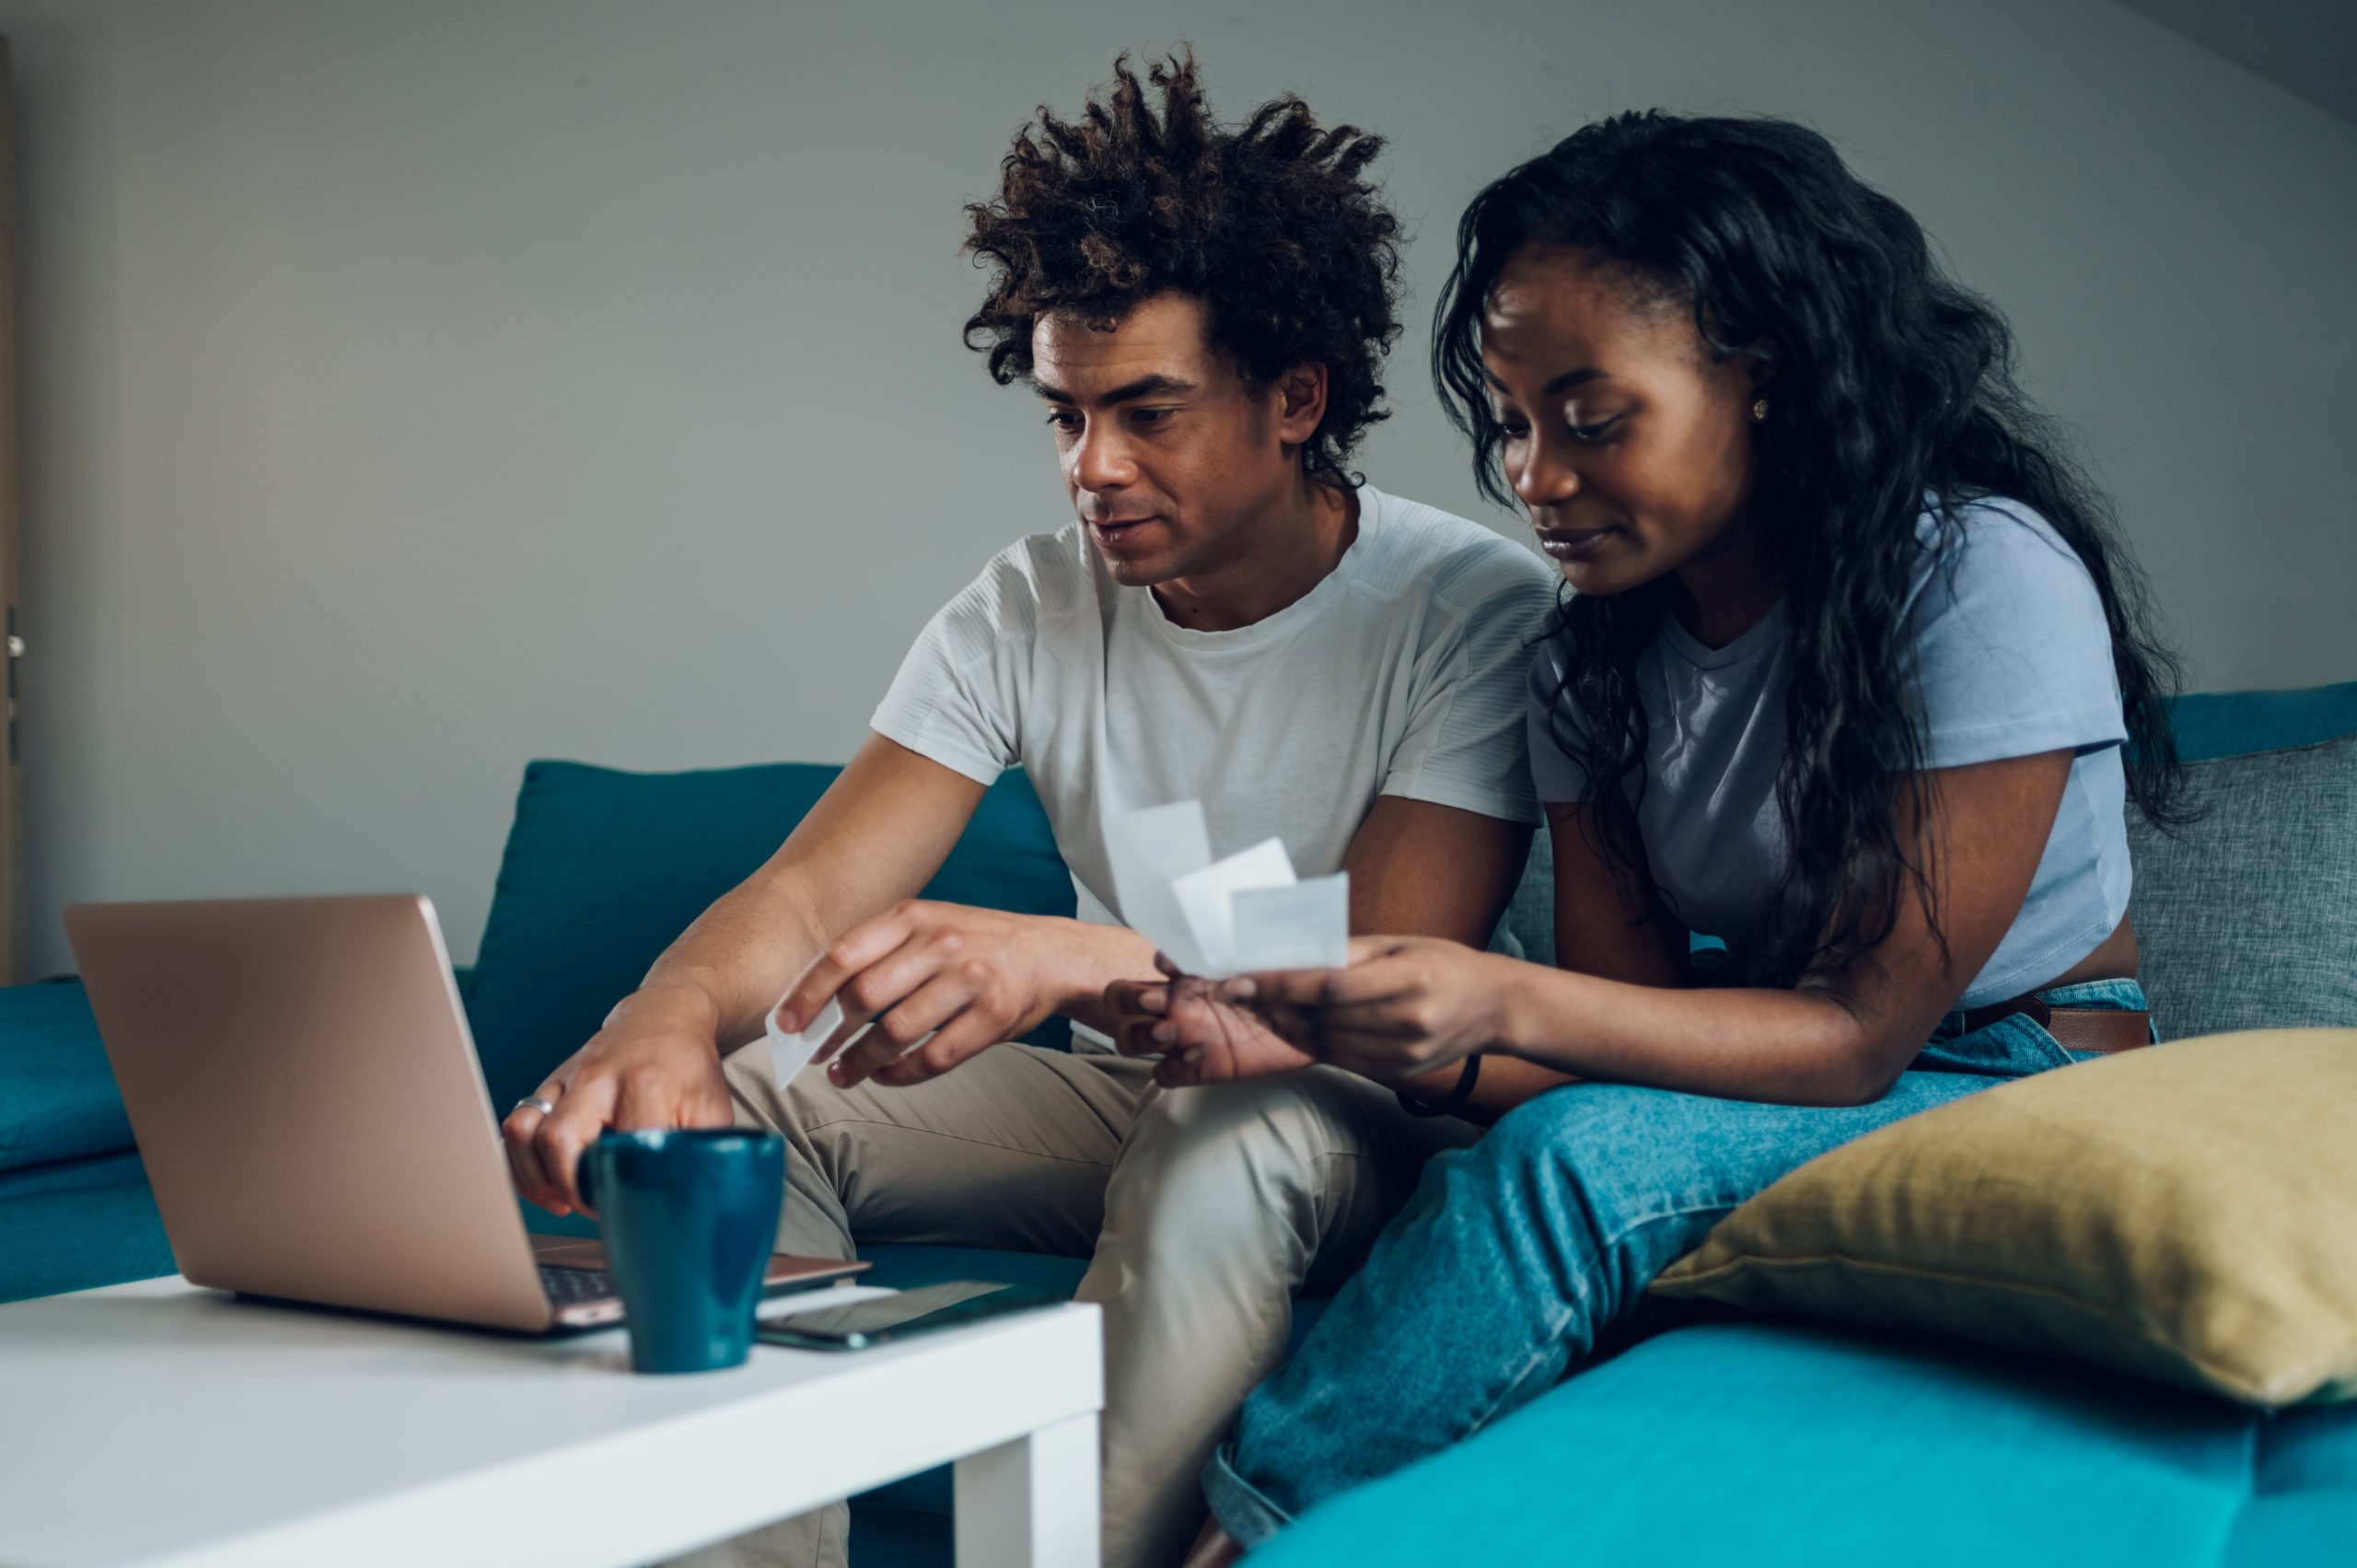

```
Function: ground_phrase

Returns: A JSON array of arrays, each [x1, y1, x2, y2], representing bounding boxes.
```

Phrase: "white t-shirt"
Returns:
[[871, 485, 1556, 1026]]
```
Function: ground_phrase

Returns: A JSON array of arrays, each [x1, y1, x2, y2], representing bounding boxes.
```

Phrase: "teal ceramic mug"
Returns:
[[578, 1129, 785, 1374]]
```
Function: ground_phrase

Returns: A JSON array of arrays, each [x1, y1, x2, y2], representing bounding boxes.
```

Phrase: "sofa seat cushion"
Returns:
[[0, 1152, 173, 1305], [464, 762, 1076, 1118], [1248, 1315, 2357, 1568], [0, 981, 135, 1175]]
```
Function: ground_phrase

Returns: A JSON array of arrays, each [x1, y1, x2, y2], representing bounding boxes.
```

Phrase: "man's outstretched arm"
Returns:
[[503, 734, 1156, 1212]]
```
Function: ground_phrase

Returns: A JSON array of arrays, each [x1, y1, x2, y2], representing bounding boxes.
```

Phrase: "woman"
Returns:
[[1146, 110, 2188, 1559]]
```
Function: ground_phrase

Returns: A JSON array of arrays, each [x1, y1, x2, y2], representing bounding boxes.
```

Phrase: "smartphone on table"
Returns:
[[755, 1280, 1060, 1351]]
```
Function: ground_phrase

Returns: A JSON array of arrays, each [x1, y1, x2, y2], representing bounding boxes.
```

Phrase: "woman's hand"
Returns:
[[1218, 935, 1520, 1083]]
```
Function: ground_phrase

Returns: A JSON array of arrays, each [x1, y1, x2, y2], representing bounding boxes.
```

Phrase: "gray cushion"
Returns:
[[2126, 732, 2357, 1040], [1499, 826, 1557, 969]]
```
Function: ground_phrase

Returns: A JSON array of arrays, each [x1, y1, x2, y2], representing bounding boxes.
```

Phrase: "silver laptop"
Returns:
[[64, 893, 862, 1333]]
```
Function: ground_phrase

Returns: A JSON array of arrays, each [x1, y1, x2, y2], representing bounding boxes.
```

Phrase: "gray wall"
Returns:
[[5, 0, 2353, 978]]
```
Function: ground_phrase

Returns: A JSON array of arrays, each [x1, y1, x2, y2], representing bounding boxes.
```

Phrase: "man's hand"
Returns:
[[500, 983, 735, 1216], [1105, 955, 1319, 1088], [781, 901, 1079, 1090]]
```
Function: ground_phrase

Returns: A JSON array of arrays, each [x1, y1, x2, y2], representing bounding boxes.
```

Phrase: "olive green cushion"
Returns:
[[1651, 1028, 2357, 1406]]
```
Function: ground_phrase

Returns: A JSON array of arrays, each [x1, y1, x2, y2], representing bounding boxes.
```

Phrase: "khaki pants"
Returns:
[[674, 1038, 1478, 1568]]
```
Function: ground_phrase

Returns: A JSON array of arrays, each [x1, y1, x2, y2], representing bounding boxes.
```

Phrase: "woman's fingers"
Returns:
[[1102, 978, 1169, 1017], [1154, 1049, 1208, 1088], [1220, 956, 1417, 1009], [1112, 1011, 1166, 1057]]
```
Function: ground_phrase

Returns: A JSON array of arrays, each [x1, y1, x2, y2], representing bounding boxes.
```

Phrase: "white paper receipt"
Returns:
[[764, 983, 843, 1091], [1102, 800, 1349, 979]]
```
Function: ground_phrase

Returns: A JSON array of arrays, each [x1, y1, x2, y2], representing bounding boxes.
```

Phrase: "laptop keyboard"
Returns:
[[539, 1264, 619, 1306]]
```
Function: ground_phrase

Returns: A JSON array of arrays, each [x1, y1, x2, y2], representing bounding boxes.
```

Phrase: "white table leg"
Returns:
[[953, 1411, 1099, 1568]]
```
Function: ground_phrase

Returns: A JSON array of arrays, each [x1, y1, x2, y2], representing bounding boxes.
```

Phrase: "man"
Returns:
[[502, 53, 1561, 1568]]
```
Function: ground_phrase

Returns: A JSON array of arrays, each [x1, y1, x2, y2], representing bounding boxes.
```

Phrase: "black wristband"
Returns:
[[1396, 1051, 1481, 1119]]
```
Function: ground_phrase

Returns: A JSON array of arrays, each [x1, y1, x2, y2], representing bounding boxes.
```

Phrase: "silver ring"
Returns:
[[513, 1095, 558, 1118]]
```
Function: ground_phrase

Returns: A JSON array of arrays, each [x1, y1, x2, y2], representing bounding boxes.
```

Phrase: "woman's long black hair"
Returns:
[[1434, 111, 2188, 987]]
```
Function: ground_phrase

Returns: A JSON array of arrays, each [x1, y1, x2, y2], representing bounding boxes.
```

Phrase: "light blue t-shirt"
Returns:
[[1528, 496, 2131, 1007]]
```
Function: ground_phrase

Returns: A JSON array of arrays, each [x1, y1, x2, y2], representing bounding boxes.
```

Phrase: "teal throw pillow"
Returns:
[[0, 981, 137, 1174]]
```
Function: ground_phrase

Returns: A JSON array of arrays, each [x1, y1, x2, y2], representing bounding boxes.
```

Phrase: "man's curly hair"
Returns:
[[961, 52, 1404, 486]]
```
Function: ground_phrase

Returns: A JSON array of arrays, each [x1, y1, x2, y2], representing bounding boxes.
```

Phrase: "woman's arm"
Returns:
[[1232, 749, 2075, 1108], [1408, 799, 1687, 1119], [1511, 749, 2073, 1100], [1544, 798, 1690, 990]]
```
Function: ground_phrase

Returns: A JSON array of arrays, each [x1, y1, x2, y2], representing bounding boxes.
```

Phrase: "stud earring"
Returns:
[[1750, 397, 1771, 423]]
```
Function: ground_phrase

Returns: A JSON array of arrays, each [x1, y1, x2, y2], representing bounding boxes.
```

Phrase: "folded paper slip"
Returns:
[[765, 980, 843, 1089], [1103, 800, 1349, 979]]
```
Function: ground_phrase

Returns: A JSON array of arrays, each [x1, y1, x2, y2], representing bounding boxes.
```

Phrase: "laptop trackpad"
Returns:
[[528, 1237, 610, 1269]]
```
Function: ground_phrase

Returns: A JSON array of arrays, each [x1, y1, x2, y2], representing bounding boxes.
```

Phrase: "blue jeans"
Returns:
[[1202, 978, 2154, 1544]]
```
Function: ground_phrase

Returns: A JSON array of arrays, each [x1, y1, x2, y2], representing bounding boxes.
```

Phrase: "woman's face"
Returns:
[[1480, 244, 1768, 598]]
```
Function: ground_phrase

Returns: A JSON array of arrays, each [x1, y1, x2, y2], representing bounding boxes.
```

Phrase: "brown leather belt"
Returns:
[[1958, 993, 2153, 1054]]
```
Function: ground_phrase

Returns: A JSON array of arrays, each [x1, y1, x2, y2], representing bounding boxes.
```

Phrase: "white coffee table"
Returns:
[[0, 1275, 1101, 1568]]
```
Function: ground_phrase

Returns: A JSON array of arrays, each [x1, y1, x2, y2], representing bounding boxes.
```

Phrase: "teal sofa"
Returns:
[[4, 680, 2354, 1566]]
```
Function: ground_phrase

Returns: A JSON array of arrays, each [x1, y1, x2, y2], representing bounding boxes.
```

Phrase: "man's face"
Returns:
[[1032, 292, 1297, 587]]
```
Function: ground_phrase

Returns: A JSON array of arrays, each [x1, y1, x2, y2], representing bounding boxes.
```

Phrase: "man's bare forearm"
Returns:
[[637, 876, 1160, 1053], [1036, 917, 1165, 1035], [633, 871, 835, 1055]]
